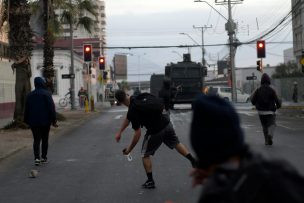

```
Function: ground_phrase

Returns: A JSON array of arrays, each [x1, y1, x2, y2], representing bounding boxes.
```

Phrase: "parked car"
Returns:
[[206, 86, 250, 103]]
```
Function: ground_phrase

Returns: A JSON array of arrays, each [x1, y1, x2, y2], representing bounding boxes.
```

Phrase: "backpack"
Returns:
[[133, 93, 164, 115]]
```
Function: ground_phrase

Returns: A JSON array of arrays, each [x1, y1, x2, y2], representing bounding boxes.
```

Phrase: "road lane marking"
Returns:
[[106, 109, 128, 113], [237, 110, 256, 116], [277, 124, 295, 131]]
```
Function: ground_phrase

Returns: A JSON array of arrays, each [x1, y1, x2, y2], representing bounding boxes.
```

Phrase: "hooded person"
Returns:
[[190, 94, 304, 203], [251, 73, 281, 145], [24, 77, 57, 166], [158, 77, 172, 112]]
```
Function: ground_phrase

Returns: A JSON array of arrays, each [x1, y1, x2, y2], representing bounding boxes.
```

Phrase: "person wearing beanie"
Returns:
[[251, 73, 281, 145], [158, 77, 172, 112], [114, 89, 197, 189], [24, 77, 58, 166], [190, 94, 304, 203]]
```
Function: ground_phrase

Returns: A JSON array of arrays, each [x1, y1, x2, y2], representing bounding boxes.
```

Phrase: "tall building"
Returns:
[[292, 0, 304, 70], [113, 54, 127, 81], [53, 0, 107, 101], [59, 0, 106, 42]]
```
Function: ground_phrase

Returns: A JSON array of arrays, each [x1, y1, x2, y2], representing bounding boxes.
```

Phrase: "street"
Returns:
[[0, 104, 303, 203]]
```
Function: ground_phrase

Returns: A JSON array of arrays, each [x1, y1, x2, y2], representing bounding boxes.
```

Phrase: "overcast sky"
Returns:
[[105, 0, 292, 81]]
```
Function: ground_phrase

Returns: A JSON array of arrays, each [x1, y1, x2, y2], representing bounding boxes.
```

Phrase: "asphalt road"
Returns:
[[0, 104, 303, 203]]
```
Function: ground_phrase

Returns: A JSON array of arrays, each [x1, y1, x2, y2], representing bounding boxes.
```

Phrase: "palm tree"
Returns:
[[59, 0, 97, 109], [30, 0, 97, 108], [0, 0, 34, 127]]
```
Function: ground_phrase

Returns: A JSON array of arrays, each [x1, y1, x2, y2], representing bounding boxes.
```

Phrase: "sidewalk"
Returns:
[[0, 102, 111, 162]]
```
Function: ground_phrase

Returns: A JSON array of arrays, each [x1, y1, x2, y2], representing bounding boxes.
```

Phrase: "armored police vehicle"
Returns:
[[150, 54, 206, 109]]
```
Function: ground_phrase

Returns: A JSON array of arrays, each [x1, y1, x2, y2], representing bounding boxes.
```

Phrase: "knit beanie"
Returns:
[[261, 73, 271, 85], [190, 94, 245, 169]]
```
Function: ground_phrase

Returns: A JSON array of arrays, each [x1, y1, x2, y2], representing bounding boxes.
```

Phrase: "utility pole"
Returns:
[[69, 0, 76, 110], [193, 25, 212, 67], [193, 25, 212, 88], [215, 0, 243, 103]]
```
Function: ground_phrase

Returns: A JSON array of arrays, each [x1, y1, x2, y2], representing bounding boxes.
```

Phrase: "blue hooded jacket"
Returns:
[[24, 77, 56, 127]]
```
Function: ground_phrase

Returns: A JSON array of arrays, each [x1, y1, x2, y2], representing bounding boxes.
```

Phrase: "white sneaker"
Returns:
[[34, 159, 41, 166]]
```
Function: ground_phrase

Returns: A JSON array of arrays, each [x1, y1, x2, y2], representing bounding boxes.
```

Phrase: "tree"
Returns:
[[272, 62, 304, 78], [118, 80, 130, 91], [59, 0, 97, 109], [0, 0, 34, 126], [30, 0, 97, 95]]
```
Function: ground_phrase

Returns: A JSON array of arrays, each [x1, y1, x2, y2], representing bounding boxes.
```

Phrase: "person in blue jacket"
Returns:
[[24, 77, 57, 166]]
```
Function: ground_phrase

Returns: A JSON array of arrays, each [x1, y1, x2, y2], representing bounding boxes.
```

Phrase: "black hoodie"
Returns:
[[24, 77, 56, 127], [251, 73, 281, 112]]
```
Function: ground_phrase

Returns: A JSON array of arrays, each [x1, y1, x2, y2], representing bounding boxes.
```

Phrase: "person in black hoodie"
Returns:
[[24, 77, 57, 165], [250, 73, 281, 145], [158, 77, 171, 113]]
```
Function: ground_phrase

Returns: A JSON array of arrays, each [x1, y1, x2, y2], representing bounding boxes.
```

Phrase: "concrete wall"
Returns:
[[273, 77, 304, 102], [0, 60, 15, 118]]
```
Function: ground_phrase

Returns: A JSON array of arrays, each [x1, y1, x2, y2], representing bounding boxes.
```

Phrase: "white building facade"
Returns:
[[31, 49, 86, 105]]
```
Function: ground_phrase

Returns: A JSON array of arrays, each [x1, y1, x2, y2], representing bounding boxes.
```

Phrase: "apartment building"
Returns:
[[292, 0, 304, 70]]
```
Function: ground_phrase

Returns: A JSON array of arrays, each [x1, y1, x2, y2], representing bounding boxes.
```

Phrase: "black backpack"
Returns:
[[133, 93, 164, 115]]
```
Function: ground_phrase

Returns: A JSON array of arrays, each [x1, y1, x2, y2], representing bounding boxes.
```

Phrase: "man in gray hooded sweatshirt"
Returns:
[[251, 73, 281, 145]]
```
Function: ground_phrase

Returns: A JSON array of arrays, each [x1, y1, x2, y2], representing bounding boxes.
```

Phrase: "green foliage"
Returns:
[[118, 80, 130, 91], [272, 62, 304, 78]]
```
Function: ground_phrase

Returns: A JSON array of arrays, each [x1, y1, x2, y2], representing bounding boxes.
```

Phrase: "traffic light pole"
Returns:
[[69, 2, 76, 110]]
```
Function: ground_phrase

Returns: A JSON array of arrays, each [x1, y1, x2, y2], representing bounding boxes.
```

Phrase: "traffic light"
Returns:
[[83, 44, 92, 62], [202, 66, 207, 76], [99, 56, 105, 70], [257, 40, 266, 58], [257, 60, 262, 72], [103, 71, 108, 80]]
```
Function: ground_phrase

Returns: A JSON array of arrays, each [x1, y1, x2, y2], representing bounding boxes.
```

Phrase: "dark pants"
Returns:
[[31, 126, 50, 160], [258, 114, 276, 143]]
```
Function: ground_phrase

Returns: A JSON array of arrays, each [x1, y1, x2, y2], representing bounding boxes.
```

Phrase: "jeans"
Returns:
[[31, 126, 50, 160]]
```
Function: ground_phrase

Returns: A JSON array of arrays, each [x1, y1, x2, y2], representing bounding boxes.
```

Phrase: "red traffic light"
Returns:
[[99, 56, 105, 70], [83, 44, 92, 62], [258, 42, 264, 48], [257, 40, 266, 58], [85, 46, 91, 52], [99, 57, 105, 63]]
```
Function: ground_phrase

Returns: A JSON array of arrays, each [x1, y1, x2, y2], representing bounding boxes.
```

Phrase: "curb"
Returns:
[[0, 105, 110, 163], [0, 146, 27, 162], [250, 106, 304, 111]]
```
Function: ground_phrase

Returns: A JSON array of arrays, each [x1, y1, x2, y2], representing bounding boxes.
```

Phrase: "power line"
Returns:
[[71, 41, 292, 50]]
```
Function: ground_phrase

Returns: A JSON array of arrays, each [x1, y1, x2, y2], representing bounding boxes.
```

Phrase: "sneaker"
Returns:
[[41, 158, 48, 164], [142, 180, 155, 189], [34, 159, 41, 166]]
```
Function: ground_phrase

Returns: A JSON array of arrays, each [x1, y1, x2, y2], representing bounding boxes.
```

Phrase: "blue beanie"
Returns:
[[190, 94, 245, 169]]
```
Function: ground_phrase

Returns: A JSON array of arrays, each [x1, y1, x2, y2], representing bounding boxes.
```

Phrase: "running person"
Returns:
[[114, 90, 197, 189]]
